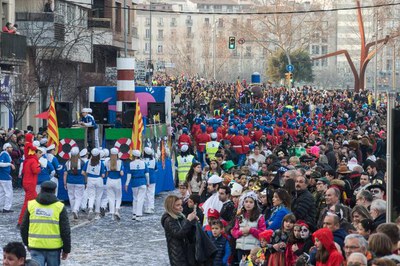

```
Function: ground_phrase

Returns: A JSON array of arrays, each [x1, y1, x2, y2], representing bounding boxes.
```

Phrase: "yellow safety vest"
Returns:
[[177, 155, 194, 182], [27, 200, 64, 249], [206, 141, 219, 160]]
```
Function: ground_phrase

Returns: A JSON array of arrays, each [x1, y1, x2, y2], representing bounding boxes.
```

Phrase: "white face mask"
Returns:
[[300, 226, 310, 239]]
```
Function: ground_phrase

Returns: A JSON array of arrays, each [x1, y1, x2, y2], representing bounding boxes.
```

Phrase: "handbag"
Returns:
[[194, 222, 218, 263]]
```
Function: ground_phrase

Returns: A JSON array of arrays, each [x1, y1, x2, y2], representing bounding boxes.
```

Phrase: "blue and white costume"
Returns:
[[0, 143, 13, 211], [63, 147, 85, 218], [143, 147, 157, 214], [125, 150, 149, 220], [36, 148, 55, 194], [105, 148, 124, 220], [81, 108, 99, 148], [82, 148, 106, 219]]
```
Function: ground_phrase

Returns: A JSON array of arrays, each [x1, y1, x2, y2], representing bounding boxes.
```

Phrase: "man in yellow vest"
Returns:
[[175, 144, 195, 185], [205, 132, 220, 165], [20, 181, 71, 266]]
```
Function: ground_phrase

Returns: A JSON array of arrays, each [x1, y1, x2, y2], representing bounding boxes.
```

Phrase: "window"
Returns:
[[245, 46, 252, 57], [311, 45, 320, 55], [321, 58, 328, 67], [218, 18, 223, 28], [158, 29, 163, 40], [171, 17, 176, 27], [67, 5, 75, 22], [145, 18, 150, 26], [232, 18, 238, 25], [158, 17, 163, 26], [204, 18, 210, 25], [157, 45, 163, 54], [145, 42, 150, 52], [145, 29, 151, 39], [115, 2, 122, 32], [321, 45, 328, 54], [246, 19, 251, 27]]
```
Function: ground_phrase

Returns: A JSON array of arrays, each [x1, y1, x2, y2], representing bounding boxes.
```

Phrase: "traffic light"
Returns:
[[229, 36, 236, 49]]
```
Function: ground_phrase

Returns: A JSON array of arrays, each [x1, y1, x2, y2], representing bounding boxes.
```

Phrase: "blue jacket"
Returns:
[[206, 231, 230, 266], [266, 205, 290, 230]]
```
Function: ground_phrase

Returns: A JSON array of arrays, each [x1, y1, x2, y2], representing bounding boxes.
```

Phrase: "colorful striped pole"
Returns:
[[116, 57, 136, 112]]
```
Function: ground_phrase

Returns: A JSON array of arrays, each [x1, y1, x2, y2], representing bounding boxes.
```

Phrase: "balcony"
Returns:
[[0, 32, 27, 65], [88, 17, 112, 29]]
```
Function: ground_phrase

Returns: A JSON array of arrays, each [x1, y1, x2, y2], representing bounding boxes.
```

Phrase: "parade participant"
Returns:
[[185, 162, 205, 196], [79, 108, 99, 148], [79, 148, 89, 212], [20, 181, 71, 266], [176, 144, 195, 184], [46, 144, 63, 191], [195, 124, 211, 167], [105, 148, 124, 220], [312, 228, 344, 266], [161, 194, 197, 266], [230, 129, 246, 166], [36, 147, 55, 194], [18, 148, 42, 227], [63, 147, 85, 220], [99, 149, 109, 217], [125, 149, 149, 221], [82, 148, 105, 220], [143, 147, 157, 214], [205, 132, 220, 164], [231, 191, 266, 263], [177, 127, 191, 149], [0, 143, 15, 213]]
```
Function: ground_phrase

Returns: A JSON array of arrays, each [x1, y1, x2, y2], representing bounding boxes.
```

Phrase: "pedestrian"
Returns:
[[143, 146, 157, 214], [0, 143, 15, 213], [105, 147, 124, 220], [2, 241, 40, 266], [82, 148, 105, 220], [18, 148, 42, 227], [161, 194, 197, 266], [63, 147, 85, 220], [20, 181, 71, 266], [125, 149, 149, 221]]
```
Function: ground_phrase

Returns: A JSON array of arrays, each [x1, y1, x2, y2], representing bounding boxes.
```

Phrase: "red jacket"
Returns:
[[230, 135, 245, 154], [195, 133, 210, 152], [178, 134, 192, 148], [22, 157, 41, 186], [243, 135, 252, 154]]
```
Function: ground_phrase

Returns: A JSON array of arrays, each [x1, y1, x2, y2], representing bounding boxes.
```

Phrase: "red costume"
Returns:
[[195, 133, 210, 153], [178, 133, 192, 148], [230, 135, 245, 154]]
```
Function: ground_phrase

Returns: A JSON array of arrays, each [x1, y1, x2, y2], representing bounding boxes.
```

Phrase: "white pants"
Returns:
[[144, 183, 156, 211], [67, 184, 85, 213], [36, 178, 58, 195], [0, 180, 13, 210], [87, 177, 104, 213], [100, 184, 108, 209], [132, 185, 146, 216], [80, 187, 88, 210], [107, 178, 122, 214], [94, 128, 99, 148]]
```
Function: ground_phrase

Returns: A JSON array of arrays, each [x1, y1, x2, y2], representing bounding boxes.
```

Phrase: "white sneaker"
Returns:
[[136, 216, 142, 221], [94, 213, 101, 220], [111, 214, 115, 221], [132, 214, 136, 221], [73, 212, 79, 220], [88, 209, 94, 220], [115, 211, 121, 221]]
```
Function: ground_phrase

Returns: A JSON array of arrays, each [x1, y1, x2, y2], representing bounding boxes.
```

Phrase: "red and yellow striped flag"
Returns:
[[236, 80, 242, 99], [131, 97, 144, 153], [47, 93, 59, 153]]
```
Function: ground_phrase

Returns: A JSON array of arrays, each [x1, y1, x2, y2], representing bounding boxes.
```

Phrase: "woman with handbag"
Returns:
[[161, 194, 198, 266]]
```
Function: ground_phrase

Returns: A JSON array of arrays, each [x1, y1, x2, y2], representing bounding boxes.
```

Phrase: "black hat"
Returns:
[[40, 181, 57, 193], [367, 179, 386, 192]]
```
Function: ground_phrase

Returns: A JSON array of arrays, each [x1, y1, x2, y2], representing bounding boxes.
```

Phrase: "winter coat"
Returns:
[[313, 228, 344, 266], [291, 189, 316, 229], [20, 191, 71, 253], [266, 205, 290, 231], [161, 212, 196, 266]]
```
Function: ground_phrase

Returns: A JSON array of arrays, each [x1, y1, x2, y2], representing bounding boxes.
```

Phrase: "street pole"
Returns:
[[149, 2, 152, 86], [393, 43, 396, 91], [123, 0, 127, 57], [374, 10, 378, 99], [386, 90, 395, 222], [212, 12, 216, 80]]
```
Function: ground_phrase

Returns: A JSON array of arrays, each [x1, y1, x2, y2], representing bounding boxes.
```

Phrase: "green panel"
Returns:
[[105, 128, 132, 140], [106, 125, 168, 140], [59, 128, 85, 140]]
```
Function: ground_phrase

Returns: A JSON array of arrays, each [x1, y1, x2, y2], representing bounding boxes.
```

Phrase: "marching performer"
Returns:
[[125, 150, 149, 221], [176, 145, 195, 184], [0, 143, 15, 213], [143, 147, 157, 214], [79, 148, 89, 211], [63, 147, 85, 219], [36, 147, 55, 194], [105, 148, 124, 221], [82, 148, 105, 220]]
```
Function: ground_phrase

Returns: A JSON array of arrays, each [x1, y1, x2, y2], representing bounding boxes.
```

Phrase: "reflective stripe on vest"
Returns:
[[177, 155, 193, 181], [27, 200, 64, 249], [206, 141, 219, 160]]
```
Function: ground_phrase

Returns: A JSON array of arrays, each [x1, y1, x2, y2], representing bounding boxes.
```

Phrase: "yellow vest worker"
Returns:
[[20, 181, 71, 265], [205, 133, 220, 161], [176, 145, 195, 182]]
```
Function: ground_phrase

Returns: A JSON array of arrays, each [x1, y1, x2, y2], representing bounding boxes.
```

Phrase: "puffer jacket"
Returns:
[[161, 212, 196, 266], [292, 189, 316, 229]]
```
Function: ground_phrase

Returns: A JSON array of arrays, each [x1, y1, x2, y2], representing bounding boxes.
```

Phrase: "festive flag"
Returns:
[[153, 113, 160, 123], [131, 98, 144, 153], [47, 93, 59, 153], [161, 138, 166, 169], [236, 80, 242, 99]]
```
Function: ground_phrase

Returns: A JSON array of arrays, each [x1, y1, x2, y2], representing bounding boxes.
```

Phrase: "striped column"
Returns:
[[116, 57, 136, 112]]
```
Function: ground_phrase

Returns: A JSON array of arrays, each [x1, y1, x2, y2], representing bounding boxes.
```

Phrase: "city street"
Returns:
[[0, 189, 172, 265]]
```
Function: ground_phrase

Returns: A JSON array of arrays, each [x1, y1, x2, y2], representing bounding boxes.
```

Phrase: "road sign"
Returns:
[[286, 64, 294, 72], [238, 38, 245, 45]]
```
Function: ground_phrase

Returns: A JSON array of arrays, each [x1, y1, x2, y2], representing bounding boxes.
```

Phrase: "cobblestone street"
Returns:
[[0, 188, 173, 265]]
